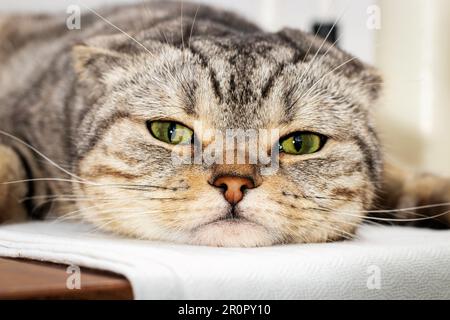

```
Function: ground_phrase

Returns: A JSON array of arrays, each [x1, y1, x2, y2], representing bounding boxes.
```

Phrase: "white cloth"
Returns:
[[0, 221, 449, 299]]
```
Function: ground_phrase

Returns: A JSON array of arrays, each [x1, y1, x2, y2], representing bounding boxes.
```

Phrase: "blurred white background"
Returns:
[[376, 0, 450, 176], [0, 0, 377, 63], [1, 0, 449, 175]]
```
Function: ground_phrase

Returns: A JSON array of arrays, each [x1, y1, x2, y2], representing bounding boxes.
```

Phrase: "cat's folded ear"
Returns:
[[280, 28, 383, 103], [72, 46, 125, 81], [71, 34, 131, 88], [361, 66, 383, 102]]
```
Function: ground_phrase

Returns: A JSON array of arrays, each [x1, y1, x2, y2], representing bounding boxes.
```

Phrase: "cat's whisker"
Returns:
[[1, 178, 91, 186], [319, 31, 344, 60], [46, 190, 150, 221], [304, 79, 385, 108], [261, 206, 359, 240], [87, 182, 186, 190], [297, 0, 351, 85], [77, 209, 184, 232], [360, 219, 389, 227], [313, 196, 365, 205], [159, 28, 171, 47], [31, 195, 191, 215], [188, 5, 200, 50], [333, 202, 450, 215], [300, 215, 356, 241], [312, 201, 445, 221], [298, 82, 344, 107], [273, 196, 447, 224], [139, 1, 173, 50], [50, 203, 110, 223], [331, 209, 450, 223], [298, 56, 358, 104], [297, 3, 332, 67], [51, 198, 159, 222], [99, 184, 187, 192], [0, 130, 86, 182], [1, 178, 168, 192], [80, 3, 155, 59], [35, 159, 73, 171], [20, 193, 188, 201], [180, 0, 185, 52], [284, 191, 366, 205], [300, 32, 344, 88], [51, 196, 198, 222], [83, 2, 178, 79], [290, 3, 352, 109], [24, 196, 188, 205]]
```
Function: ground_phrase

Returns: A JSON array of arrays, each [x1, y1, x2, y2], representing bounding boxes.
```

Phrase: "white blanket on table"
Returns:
[[0, 221, 449, 299]]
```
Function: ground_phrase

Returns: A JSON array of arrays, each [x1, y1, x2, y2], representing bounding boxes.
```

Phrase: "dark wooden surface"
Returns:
[[0, 258, 133, 300]]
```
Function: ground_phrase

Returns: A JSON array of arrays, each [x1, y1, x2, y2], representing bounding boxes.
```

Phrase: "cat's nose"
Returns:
[[213, 176, 255, 205]]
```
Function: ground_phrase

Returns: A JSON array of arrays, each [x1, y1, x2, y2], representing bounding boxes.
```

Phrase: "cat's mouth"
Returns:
[[204, 216, 252, 226], [191, 207, 264, 232], [187, 207, 273, 247]]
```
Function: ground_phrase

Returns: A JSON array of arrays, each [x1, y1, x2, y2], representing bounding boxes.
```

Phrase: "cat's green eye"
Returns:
[[148, 121, 193, 145], [279, 132, 325, 155]]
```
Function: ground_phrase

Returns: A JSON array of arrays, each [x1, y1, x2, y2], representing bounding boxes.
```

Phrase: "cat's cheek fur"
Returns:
[[0, 145, 28, 223], [76, 147, 282, 246], [240, 184, 365, 244]]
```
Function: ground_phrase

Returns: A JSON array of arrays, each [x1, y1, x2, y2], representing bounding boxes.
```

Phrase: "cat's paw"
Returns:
[[400, 173, 450, 227], [0, 145, 28, 223]]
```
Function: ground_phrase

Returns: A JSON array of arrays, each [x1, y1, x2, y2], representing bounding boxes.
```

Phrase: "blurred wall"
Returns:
[[375, 0, 450, 175], [0, 0, 377, 63]]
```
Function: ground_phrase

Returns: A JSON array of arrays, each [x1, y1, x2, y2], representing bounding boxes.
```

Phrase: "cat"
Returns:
[[0, 1, 449, 247]]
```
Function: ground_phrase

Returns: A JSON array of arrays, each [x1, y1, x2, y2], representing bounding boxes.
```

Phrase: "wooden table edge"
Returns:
[[0, 257, 133, 300]]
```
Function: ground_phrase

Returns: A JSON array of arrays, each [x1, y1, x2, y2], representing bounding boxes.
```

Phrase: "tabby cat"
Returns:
[[0, 1, 449, 247]]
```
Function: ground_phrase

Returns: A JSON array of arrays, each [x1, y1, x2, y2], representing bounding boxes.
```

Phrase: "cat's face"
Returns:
[[72, 28, 382, 247]]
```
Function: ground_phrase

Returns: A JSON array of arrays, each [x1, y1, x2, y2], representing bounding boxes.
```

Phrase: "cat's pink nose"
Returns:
[[213, 176, 255, 205]]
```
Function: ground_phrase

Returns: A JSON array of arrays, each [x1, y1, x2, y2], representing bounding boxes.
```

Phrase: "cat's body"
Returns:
[[0, 2, 449, 246]]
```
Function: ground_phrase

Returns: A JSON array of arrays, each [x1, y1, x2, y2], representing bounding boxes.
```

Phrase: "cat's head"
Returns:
[[71, 22, 382, 247]]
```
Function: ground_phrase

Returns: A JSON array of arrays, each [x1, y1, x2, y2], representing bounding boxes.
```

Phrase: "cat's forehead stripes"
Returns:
[[189, 34, 303, 106], [181, 30, 357, 130]]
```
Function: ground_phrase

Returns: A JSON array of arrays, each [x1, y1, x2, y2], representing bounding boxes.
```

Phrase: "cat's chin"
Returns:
[[187, 218, 276, 247]]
